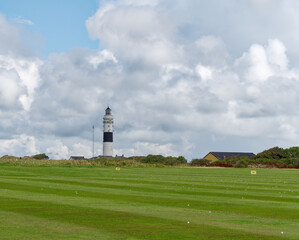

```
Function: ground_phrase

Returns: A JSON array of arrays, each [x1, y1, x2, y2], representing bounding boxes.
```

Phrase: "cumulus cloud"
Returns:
[[46, 140, 69, 159], [266, 39, 288, 70], [0, 68, 23, 108], [0, 135, 38, 157], [88, 49, 117, 69], [86, 1, 181, 66], [0, 55, 41, 111], [237, 44, 273, 83], [0, 13, 41, 114], [115, 141, 178, 157]]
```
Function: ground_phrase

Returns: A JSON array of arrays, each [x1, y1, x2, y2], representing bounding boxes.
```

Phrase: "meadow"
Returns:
[[0, 165, 298, 239]]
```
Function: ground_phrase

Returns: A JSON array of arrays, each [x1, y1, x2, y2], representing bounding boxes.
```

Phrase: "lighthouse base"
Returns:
[[103, 142, 113, 157]]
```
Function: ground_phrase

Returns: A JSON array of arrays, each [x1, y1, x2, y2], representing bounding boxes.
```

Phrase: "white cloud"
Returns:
[[46, 140, 69, 159], [0, 55, 41, 111], [14, 16, 34, 25], [279, 122, 297, 140], [86, 1, 181, 65], [121, 0, 159, 7], [88, 49, 117, 69], [71, 143, 92, 158], [236, 43, 273, 83], [266, 39, 288, 70], [0, 14, 30, 56], [0, 14, 41, 111], [196, 65, 212, 82], [119, 141, 179, 157], [0, 135, 38, 157], [0, 68, 23, 108]]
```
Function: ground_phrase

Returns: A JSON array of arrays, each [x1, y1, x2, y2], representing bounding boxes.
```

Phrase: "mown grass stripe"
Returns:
[[0, 172, 299, 201], [1, 177, 298, 206], [0, 209, 119, 240], [0, 179, 298, 221], [1, 167, 298, 190], [0, 195, 284, 240]]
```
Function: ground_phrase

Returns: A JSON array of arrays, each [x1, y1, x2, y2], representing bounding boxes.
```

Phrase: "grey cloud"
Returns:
[[0, 68, 24, 109], [0, 14, 33, 57]]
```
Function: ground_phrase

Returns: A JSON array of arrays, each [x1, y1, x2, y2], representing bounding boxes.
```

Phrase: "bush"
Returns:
[[284, 146, 299, 158], [254, 147, 287, 159], [190, 159, 211, 166], [234, 159, 248, 168], [32, 153, 49, 160], [225, 156, 250, 164], [177, 156, 188, 164], [140, 155, 165, 164], [140, 155, 187, 166], [211, 161, 233, 167], [292, 159, 299, 168]]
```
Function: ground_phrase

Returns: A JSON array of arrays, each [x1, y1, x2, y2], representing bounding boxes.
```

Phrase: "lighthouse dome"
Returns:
[[105, 107, 111, 115]]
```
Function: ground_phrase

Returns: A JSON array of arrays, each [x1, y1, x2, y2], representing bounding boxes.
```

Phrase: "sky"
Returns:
[[0, 0, 298, 160]]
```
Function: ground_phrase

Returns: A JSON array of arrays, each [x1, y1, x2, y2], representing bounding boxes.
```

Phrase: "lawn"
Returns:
[[0, 166, 298, 239]]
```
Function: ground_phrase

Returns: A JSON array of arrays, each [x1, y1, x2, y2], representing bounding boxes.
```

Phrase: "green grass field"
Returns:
[[0, 166, 298, 239]]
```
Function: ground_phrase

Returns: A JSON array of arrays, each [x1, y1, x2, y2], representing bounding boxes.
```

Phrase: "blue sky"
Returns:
[[0, 0, 100, 57], [0, 0, 298, 159]]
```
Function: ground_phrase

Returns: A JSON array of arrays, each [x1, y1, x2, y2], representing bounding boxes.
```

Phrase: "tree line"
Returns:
[[1, 146, 299, 168]]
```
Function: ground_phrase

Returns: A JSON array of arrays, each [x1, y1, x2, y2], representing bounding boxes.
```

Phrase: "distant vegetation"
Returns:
[[137, 155, 187, 166], [0, 146, 298, 168], [190, 146, 299, 169], [0, 155, 147, 167], [32, 153, 49, 160]]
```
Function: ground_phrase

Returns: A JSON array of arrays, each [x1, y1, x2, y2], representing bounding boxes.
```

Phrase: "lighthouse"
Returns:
[[103, 107, 113, 157]]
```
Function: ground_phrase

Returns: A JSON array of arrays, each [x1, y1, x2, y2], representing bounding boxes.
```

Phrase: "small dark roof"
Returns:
[[207, 152, 255, 160]]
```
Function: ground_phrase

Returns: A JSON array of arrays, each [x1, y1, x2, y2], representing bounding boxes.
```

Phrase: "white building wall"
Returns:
[[103, 142, 113, 157]]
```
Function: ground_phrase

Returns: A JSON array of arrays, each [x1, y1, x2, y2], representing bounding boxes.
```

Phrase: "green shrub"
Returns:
[[211, 161, 233, 167], [177, 156, 187, 164], [190, 159, 211, 166], [234, 159, 248, 168], [32, 153, 49, 160], [140, 155, 187, 166], [254, 147, 287, 159], [284, 146, 299, 158], [141, 155, 165, 164], [292, 159, 299, 168], [225, 156, 250, 164]]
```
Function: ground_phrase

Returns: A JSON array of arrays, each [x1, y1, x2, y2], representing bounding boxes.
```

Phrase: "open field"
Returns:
[[0, 166, 298, 239]]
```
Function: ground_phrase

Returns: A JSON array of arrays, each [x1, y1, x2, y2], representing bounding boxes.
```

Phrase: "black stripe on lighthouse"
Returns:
[[103, 132, 113, 142]]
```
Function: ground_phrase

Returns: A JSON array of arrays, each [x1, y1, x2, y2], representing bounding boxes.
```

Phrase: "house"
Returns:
[[203, 152, 255, 162], [69, 156, 85, 160]]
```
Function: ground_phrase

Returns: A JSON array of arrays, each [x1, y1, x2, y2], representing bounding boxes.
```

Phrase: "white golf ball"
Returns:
[[187, 221, 190, 224], [281, 232, 283, 234]]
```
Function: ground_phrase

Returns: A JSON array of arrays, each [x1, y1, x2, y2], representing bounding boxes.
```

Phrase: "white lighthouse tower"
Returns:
[[103, 107, 113, 157]]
